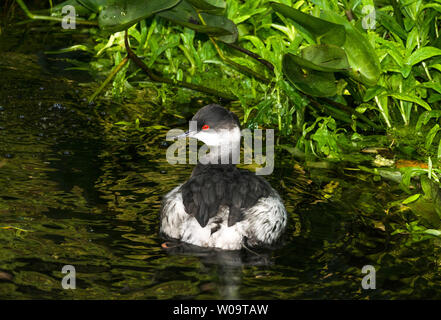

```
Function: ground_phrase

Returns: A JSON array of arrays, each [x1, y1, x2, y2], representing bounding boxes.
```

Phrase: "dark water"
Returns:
[[1, 30, 441, 300]]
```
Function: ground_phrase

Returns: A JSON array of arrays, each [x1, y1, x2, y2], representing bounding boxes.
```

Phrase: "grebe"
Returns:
[[160, 104, 287, 250]]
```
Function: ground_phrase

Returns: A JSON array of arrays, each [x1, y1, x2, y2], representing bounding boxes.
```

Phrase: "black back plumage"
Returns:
[[180, 164, 273, 228]]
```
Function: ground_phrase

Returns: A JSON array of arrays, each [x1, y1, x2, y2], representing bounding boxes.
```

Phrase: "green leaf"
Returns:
[[145, 125, 169, 130], [429, 63, 441, 73], [363, 85, 386, 102], [157, 0, 237, 43], [385, 48, 404, 67], [44, 44, 93, 54], [405, 28, 419, 56], [406, 47, 441, 67], [385, 92, 432, 111], [299, 44, 349, 72], [282, 53, 338, 97], [320, 10, 381, 86], [270, 2, 346, 46], [77, 0, 106, 13], [376, 10, 407, 40], [407, 175, 441, 227], [198, 13, 237, 43], [400, 64, 412, 78], [424, 3, 441, 13], [185, 0, 225, 12], [52, 0, 96, 16], [402, 193, 421, 204], [400, 167, 427, 192], [417, 82, 441, 95], [425, 124, 440, 150], [416, 111, 441, 131], [285, 45, 349, 73], [98, 0, 181, 32], [424, 229, 441, 237]]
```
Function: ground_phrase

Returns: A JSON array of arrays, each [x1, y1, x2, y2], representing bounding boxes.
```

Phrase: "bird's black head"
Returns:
[[173, 104, 241, 148], [191, 104, 240, 132]]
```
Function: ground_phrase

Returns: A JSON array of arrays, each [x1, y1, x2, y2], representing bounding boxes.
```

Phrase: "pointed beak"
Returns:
[[172, 130, 196, 140]]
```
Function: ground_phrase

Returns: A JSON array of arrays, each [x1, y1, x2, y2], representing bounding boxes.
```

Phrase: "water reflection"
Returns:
[[163, 242, 275, 299]]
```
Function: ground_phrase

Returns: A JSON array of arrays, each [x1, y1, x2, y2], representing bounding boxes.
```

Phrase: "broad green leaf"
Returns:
[[320, 10, 381, 86], [283, 53, 338, 97], [400, 64, 412, 78], [386, 49, 404, 67], [429, 94, 441, 104], [44, 45, 93, 54], [425, 124, 440, 149], [402, 193, 421, 204], [286, 45, 349, 73], [270, 2, 346, 46], [385, 92, 432, 111], [406, 47, 441, 67], [429, 64, 441, 72], [423, 3, 441, 14], [355, 104, 370, 113], [408, 175, 441, 226], [299, 44, 349, 72], [376, 10, 407, 40], [416, 110, 441, 131], [145, 125, 169, 130], [400, 167, 427, 191], [77, 0, 106, 12], [363, 85, 387, 102], [51, 0, 95, 16], [405, 27, 419, 56], [186, 0, 225, 12], [424, 229, 441, 237], [98, 0, 181, 32], [198, 13, 237, 43], [417, 82, 441, 95], [158, 0, 237, 43]]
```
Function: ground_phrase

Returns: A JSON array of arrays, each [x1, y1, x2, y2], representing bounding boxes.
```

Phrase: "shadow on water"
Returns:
[[1, 24, 441, 300]]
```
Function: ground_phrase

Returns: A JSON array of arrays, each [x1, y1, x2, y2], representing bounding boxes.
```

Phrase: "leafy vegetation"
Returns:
[[11, 0, 441, 241]]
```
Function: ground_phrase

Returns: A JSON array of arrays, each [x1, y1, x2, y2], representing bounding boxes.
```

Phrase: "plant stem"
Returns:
[[398, 83, 409, 125], [89, 56, 129, 103], [196, 12, 272, 84], [314, 100, 370, 130], [318, 97, 382, 131], [124, 31, 237, 102], [417, 33, 433, 81], [224, 42, 275, 73], [374, 96, 392, 128], [16, 0, 98, 26]]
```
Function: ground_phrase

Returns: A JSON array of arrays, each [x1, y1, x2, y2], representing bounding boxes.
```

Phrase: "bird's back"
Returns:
[[180, 164, 273, 228], [160, 164, 287, 250]]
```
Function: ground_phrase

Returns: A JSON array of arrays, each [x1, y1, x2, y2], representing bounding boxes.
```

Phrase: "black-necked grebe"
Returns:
[[160, 104, 287, 250]]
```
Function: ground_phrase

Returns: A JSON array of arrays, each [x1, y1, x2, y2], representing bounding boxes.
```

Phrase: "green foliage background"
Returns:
[[25, 0, 441, 156]]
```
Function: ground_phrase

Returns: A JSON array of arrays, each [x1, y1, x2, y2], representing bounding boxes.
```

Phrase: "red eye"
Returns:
[[202, 125, 210, 130]]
